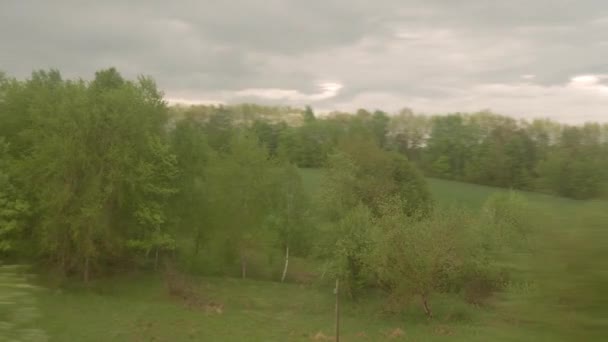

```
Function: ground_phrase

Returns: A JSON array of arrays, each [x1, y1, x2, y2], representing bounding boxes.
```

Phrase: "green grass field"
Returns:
[[32, 274, 512, 342], [299, 167, 602, 221], [9, 169, 603, 341]]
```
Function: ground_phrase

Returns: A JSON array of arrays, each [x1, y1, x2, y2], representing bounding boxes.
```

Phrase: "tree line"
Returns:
[[0, 69, 518, 301], [175, 105, 608, 199]]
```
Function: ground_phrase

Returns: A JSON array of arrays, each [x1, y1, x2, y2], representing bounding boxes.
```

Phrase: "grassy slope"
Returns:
[[30, 168, 603, 341], [299, 167, 600, 222], [299, 167, 585, 210]]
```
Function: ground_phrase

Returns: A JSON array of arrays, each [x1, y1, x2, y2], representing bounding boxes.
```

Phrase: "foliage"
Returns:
[[317, 204, 375, 298], [0, 138, 30, 254], [323, 137, 432, 218], [370, 201, 472, 317], [1, 69, 177, 279]]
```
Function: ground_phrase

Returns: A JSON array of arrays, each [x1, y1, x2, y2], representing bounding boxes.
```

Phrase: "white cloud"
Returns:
[[8, 1, 606, 123], [234, 82, 343, 101], [165, 97, 225, 106]]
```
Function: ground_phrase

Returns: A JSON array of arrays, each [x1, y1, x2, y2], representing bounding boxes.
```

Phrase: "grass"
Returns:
[[299, 167, 598, 217], [33, 274, 494, 342], [8, 168, 603, 341]]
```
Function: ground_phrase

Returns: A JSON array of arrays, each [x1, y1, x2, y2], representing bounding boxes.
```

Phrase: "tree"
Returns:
[[265, 163, 311, 282], [251, 119, 285, 156], [536, 126, 605, 199], [387, 109, 430, 162], [170, 117, 212, 256], [12, 69, 177, 281], [278, 122, 332, 168], [303, 105, 316, 123], [204, 133, 276, 278], [425, 114, 478, 179], [0, 138, 29, 254], [371, 202, 471, 317], [370, 110, 390, 148], [205, 107, 234, 153], [319, 204, 375, 298], [466, 123, 536, 189], [327, 136, 432, 218]]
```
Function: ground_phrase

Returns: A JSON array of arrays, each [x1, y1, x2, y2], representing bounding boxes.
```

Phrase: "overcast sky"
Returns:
[[2, 1, 608, 123]]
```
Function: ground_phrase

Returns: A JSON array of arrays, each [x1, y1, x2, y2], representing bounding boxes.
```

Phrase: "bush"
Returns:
[[369, 202, 472, 317]]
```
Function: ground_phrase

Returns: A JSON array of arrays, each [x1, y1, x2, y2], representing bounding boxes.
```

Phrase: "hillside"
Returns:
[[299, 167, 606, 230]]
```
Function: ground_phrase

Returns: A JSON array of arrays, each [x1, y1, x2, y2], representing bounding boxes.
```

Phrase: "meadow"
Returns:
[[14, 171, 601, 342]]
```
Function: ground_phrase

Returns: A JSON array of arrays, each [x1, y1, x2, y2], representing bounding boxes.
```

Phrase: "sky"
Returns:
[[2, 0, 608, 123]]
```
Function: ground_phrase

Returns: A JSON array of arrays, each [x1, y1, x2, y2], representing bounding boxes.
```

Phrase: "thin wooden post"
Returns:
[[281, 245, 289, 283], [335, 278, 340, 342]]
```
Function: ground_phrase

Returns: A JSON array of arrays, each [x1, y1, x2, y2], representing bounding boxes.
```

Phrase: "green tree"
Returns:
[[205, 107, 234, 153], [318, 204, 375, 298], [327, 136, 432, 217], [170, 117, 211, 256], [0, 138, 29, 254], [265, 163, 311, 282], [425, 114, 479, 179], [371, 110, 390, 148], [537, 126, 605, 199], [204, 133, 276, 278], [12, 69, 177, 281], [371, 202, 471, 317], [303, 105, 316, 123], [387, 109, 430, 162]]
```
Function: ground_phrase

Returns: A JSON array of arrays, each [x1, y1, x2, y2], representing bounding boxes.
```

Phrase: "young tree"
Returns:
[[204, 133, 276, 278], [370, 202, 471, 317], [265, 163, 311, 282], [319, 204, 375, 298]]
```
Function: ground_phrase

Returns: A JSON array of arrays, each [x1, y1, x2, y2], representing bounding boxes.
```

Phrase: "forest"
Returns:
[[1, 69, 607, 341]]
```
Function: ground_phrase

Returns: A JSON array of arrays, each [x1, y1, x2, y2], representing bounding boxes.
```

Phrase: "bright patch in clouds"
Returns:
[[165, 98, 225, 106], [235, 82, 343, 101], [568, 74, 608, 94], [570, 75, 601, 85]]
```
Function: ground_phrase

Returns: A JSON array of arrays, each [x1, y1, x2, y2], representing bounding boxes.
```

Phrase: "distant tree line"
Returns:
[[175, 105, 608, 199]]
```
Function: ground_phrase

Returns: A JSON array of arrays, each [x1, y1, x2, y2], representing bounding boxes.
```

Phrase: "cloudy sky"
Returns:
[[2, 0, 608, 123]]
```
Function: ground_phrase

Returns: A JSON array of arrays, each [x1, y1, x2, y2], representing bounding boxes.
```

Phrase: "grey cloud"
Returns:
[[1, 0, 608, 122]]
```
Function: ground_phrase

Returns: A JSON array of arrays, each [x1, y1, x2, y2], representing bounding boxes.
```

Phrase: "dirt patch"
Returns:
[[388, 327, 406, 339], [434, 325, 454, 336], [163, 262, 223, 314], [311, 331, 332, 341], [355, 331, 368, 338]]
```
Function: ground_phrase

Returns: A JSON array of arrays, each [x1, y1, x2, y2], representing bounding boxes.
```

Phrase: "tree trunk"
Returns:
[[335, 279, 340, 342], [281, 245, 289, 283], [83, 256, 90, 284], [421, 294, 433, 318], [241, 256, 247, 279], [154, 247, 159, 271], [194, 230, 201, 256]]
